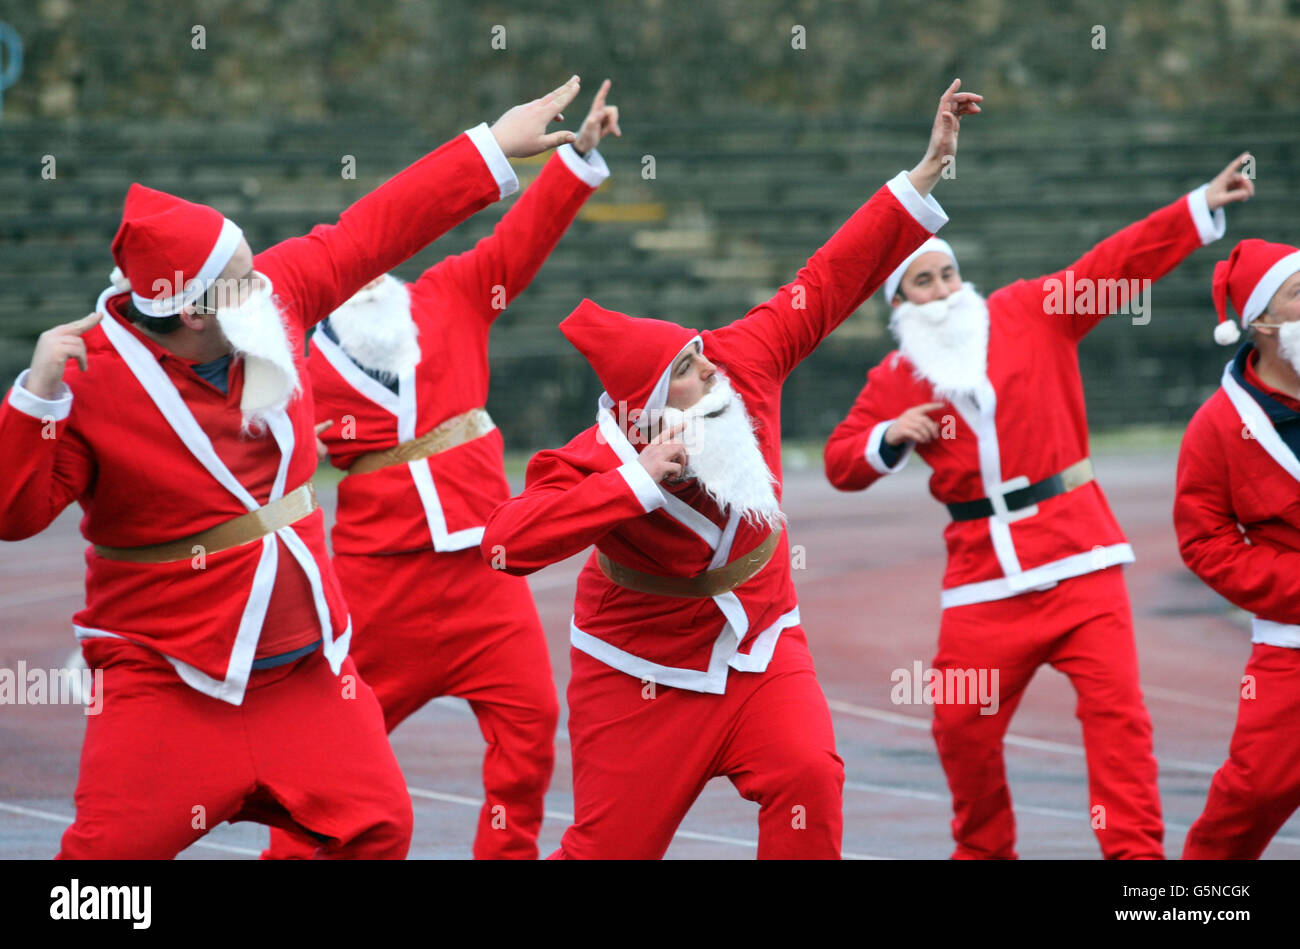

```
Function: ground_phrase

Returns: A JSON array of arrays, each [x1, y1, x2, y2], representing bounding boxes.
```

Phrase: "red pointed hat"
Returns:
[[109, 183, 244, 317], [1211, 238, 1300, 345], [559, 298, 700, 420]]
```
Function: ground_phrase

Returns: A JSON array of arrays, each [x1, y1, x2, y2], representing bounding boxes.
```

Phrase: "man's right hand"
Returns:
[[638, 421, 688, 483], [25, 311, 103, 400], [491, 76, 582, 159], [884, 401, 946, 446]]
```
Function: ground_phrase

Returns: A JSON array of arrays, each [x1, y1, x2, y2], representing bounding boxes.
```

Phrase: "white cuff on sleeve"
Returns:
[[9, 369, 73, 422], [886, 170, 949, 234], [617, 460, 665, 513], [865, 419, 914, 475], [557, 144, 610, 189], [1187, 184, 1226, 246], [464, 122, 520, 200]]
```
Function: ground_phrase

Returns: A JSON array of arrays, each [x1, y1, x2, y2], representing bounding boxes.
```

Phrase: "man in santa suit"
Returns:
[[482, 81, 981, 859], [823, 154, 1255, 859], [0, 77, 588, 859], [263, 81, 620, 861], [1176, 238, 1300, 859]]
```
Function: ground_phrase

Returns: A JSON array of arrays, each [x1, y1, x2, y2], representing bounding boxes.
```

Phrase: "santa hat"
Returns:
[[883, 237, 959, 303], [1211, 238, 1300, 345], [559, 298, 700, 428], [109, 183, 244, 317]]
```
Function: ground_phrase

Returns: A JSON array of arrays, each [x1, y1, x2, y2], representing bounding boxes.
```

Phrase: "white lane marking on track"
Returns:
[[843, 780, 1300, 847], [405, 786, 888, 860], [0, 801, 261, 855], [826, 698, 1218, 775], [1141, 685, 1238, 714], [0, 583, 86, 610]]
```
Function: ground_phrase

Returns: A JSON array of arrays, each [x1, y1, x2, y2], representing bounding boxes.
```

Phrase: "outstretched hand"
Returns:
[[1205, 152, 1255, 211], [573, 79, 621, 156], [491, 76, 583, 159], [908, 79, 983, 196]]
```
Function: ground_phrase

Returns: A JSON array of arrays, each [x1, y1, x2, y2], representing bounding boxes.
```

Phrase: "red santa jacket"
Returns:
[[1175, 344, 1300, 648], [309, 145, 608, 555], [0, 125, 518, 704], [825, 186, 1226, 610], [482, 171, 947, 693]]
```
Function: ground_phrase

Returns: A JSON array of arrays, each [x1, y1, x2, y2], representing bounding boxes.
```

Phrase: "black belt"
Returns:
[[946, 459, 1094, 522]]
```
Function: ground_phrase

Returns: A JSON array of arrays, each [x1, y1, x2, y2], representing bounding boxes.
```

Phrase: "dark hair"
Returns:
[[125, 298, 183, 334]]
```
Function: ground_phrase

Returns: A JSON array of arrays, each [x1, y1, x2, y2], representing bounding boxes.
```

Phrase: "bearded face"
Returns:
[[325, 274, 421, 384], [659, 372, 784, 530], [210, 272, 301, 433], [888, 281, 990, 400]]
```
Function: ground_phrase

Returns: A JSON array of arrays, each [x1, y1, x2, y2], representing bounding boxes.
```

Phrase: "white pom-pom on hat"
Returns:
[[109, 266, 131, 291], [1214, 319, 1241, 346]]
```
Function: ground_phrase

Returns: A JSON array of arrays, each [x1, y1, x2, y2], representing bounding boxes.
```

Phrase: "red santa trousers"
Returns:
[[266, 547, 558, 860], [57, 637, 411, 859], [1182, 643, 1300, 859], [550, 625, 844, 859], [930, 566, 1163, 859]]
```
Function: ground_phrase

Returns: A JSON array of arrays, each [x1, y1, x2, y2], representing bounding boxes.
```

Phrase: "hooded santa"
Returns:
[[1175, 238, 1300, 859], [0, 76, 585, 859], [263, 80, 619, 862], [481, 81, 977, 859], [823, 154, 1255, 859]]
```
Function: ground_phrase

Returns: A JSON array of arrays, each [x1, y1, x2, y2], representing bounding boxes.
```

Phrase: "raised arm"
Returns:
[[259, 77, 586, 328], [1024, 153, 1253, 343], [712, 81, 979, 383], [422, 80, 618, 323], [1174, 411, 1300, 623]]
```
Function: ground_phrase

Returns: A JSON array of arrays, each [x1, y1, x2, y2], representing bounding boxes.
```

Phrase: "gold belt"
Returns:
[[93, 482, 318, 564], [348, 407, 496, 476], [597, 527, 783, 599]]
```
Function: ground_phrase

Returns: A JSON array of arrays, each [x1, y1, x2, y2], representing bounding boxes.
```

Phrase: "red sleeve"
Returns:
[[481, 448, 662, 576], [710, 173, 943, 384], [1006, 192, 1210, 343], [0, 382, 95, 541], [824, 356, 918, 491], [1174, 408, 1300, 623], [256, 130, 508, 330], [418, 147, 601, 326]]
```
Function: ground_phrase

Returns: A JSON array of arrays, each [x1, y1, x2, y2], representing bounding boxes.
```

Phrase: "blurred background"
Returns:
[[2, 0, 1299, 450]]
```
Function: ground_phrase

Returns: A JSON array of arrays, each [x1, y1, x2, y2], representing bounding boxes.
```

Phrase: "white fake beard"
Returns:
[[660, 374, 784, 530], [889, 282, 989, 400], [1274, 319, 1300, 377], [214, 273, 301, 434], [326, 274, 421, 384]]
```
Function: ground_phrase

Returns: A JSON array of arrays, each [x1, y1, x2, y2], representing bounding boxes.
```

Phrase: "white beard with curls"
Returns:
[[888, 282, 990, 400], [212, 273, 301, 434], [326, 274, 421, 385], [659, 373, 785, 530]]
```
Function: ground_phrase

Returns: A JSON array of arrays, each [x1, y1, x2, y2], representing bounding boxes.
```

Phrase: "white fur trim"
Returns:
[[617, 460, 665, 513], [884, 235, 957, 303], [1242, 250, 1300, 326], [465, 122, 519, 200], [9, 369, 73, 421], [865, 419, 914, 475], [885, 170, 949, 236], [132, 217, 244, 317], [109, 266, 131, 291], [1251, 618, 1300, 649], [1187, 185, 1226, 246], [940, 544, 1135, 609], [557, 143, 610, 188]]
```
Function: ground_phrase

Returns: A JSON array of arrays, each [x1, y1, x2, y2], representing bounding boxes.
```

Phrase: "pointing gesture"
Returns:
[[638, 420, 689, 484], [1205, 152, 1255, 212], [25, 311, 103, 401], [491, 75, 583, 159], [573, 79, 621, 156], [908, 79, 983, 196], [884, 401, 947, 447]]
